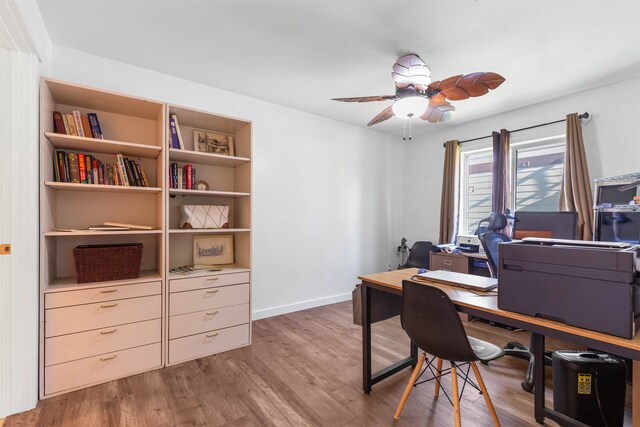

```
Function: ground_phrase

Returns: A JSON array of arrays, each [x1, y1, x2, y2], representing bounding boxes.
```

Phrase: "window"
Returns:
[[457, 127, 565, 235]]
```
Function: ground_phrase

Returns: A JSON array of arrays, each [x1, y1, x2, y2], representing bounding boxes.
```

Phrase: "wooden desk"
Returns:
[[358, 268, 640, 427]]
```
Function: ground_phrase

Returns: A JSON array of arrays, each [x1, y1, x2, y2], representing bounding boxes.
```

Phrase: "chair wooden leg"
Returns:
[[433, 357, 443, 399], [470, 361, 501, 427], [450, 363, 462, 427], [394, 353, 426, 420]]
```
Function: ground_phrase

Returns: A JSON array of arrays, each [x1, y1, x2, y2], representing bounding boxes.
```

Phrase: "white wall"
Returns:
[[402, 76, 640, 244], [49, 45, 404, 319]]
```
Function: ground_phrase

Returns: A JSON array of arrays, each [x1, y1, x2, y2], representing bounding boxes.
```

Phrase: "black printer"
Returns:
[[498, 238, 640, 338]]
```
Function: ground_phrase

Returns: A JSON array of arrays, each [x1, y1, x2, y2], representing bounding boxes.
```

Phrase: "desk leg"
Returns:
[[362, 284, 372, 394], [533, 333, 545, 424], [634, 360, 640, 427]]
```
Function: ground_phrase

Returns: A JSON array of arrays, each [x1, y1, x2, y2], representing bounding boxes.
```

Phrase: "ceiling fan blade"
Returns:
[[367, 105, 395, 126], [332, 95, 396, 103], [428, 72, 506, 101], [419, 100, 455, 124]]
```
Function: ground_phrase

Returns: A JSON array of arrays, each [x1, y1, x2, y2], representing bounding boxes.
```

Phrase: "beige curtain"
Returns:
[[560, 113, 593, 240], [491, 129, 511, 215], [439, 140, 460, 244]]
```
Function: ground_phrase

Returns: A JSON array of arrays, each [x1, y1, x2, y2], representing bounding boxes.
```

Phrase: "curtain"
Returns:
[[439, 140, 460, 244], [491, 129, 511, 215], [560, 113, 593, 240]]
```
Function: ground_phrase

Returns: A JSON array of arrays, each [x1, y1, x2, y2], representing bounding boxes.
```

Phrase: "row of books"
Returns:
[[53, 111, 103, 139], [53, 151, 151, 187], [169, 114, 185, 149], [170, 163, 196, 189]]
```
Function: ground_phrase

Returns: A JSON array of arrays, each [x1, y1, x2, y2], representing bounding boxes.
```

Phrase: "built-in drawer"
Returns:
[[170, 272, 250, 293], [45, 295, 161, 338], [169, 283, 249, 316], [44, 342, 161, 396], [430, 253, 470, 273], [45, 318, 161, 366], [169, 303, 249, 339], [45, 281, 161, 309], [168, 324, 249, 365]]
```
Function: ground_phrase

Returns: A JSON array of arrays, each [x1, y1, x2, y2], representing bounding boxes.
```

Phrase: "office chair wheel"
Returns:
[[521, 380, 534, 393]]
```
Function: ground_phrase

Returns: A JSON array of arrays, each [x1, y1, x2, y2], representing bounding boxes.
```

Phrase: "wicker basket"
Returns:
[[73, 243, 143, 284]]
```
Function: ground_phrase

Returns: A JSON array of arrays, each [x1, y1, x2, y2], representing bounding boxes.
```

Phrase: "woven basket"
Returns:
[[73, 243, 143, 284]]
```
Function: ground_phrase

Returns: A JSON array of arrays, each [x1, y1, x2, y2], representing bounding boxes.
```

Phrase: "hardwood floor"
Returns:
[[5, 301, 633, 426]]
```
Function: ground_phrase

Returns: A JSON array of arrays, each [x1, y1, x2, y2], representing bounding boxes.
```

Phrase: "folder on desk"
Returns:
[[413, 270, 498, 291]]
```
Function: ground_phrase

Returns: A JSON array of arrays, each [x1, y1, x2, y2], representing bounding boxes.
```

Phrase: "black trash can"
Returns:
[[552, 350, 627, 426]]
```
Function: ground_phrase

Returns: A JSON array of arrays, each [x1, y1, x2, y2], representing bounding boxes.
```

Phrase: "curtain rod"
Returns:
[[442, 112, 590, 147]]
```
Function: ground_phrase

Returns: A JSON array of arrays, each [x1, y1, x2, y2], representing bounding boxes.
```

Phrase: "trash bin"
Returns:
[[552, 350, 627, 426]]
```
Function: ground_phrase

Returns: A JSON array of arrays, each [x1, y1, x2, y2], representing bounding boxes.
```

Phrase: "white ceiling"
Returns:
[[36, 0, 640, 137]]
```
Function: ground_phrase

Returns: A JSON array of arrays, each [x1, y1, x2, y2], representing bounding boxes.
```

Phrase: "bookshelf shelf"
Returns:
[[168, 266, 250, 281], [45, 181, 162, 194], [168, 228, 250, 234], [169, 189, 249, 198], [168, 148, 249, 167], [43, 230, 162, 237], [46, 270, 163, 292], [45, 132, 162, 159]]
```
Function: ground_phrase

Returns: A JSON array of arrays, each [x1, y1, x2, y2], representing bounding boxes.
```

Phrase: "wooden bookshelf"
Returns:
[[45, 132, 162, 159], [43, 230, 162, 237], [45, 182, 162, 194], [169, 189, 249, 198], [168, 228, 250, 234], [168, 148, 249, 167]]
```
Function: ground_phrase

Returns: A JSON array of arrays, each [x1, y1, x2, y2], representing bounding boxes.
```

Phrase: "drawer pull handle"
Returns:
[[205, 289, 219, 294], [100, 355, 117, 361], [206, 333, 219, 338], [100, 303, 118, 308], [206, 311, 219, 316], [443, 260, 453, 265], [100, 289, 117, 294], [204, 277, 219, 282], [100, 328, 117, 335]]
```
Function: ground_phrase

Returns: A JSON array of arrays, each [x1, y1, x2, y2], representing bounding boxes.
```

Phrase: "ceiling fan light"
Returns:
[[392, 96, 429, 118]]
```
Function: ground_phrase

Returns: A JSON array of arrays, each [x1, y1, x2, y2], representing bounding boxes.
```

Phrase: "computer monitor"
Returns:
[[513, 211, 578, 240]]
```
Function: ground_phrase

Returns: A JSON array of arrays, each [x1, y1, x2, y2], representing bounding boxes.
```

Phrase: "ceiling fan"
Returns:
[[332, 54, 505, 139]]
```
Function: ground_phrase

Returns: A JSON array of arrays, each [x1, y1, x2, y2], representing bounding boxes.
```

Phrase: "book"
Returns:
[[133, 161, 145, 187], [139, 164, 150, 187], [130, 159, 142, 187], [67, 152, 80, 183], [171, 114, 185, 149], [103, 221, 154, 230], [88, 225, 130, 231], [185, 164, 192, 189], [170, 162, 178, 188], [72, 111, 85, 137], [56, 151, 66, 182], [123, 157, 136, 186], [169, 115, 180, 149], [177, 167, 183, 189], [87, 113, 103, 139], [92, 158, 100, 184], [78, 153, 87, 183], [53, 152, 60, 182], [81, 115, 92, 138], [85, 155, 93, 184], [52, 228, 85, 232], [66, 113, 77, 136], [61, 114, 70, 134], [53, 111, 65, 134], [116, 154, 129, 186], [63, 152, 71, 183]]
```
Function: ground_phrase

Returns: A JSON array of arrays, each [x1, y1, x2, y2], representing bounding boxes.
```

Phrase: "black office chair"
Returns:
[[400, 241, 433, 269], [394, 280, 502, 426], [479, 231, 550, 393], [475, 212, 508, 236]]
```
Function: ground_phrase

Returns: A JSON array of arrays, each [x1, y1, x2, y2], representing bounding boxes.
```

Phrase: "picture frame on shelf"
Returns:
[[193, 234, 234, 265], [193, 129, 235, 156]]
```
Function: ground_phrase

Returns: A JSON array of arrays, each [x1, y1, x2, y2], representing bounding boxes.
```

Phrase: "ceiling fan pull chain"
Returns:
[[403, 118, 407, 140], [408, 113, 414, 141]]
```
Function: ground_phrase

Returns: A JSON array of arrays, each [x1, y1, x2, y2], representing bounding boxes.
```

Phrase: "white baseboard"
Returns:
[[252, 292, 352, 320]]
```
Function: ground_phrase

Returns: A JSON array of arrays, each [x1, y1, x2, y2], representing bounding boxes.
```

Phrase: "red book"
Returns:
[[78, 153, 87, 183], [53, 111, 65, 134], [56, 151, 67, 182], [185, 164, 192, 189]]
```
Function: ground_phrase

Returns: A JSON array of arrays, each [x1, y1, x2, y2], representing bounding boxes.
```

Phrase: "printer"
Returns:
[[456, 234, 483, 253], [498, 238, 640, 338]]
